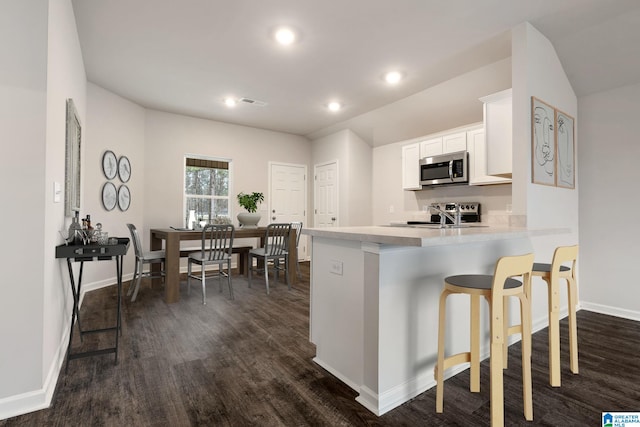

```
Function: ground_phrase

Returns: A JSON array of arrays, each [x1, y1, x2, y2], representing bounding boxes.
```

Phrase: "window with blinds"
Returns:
[[184, 156, 231, 225]]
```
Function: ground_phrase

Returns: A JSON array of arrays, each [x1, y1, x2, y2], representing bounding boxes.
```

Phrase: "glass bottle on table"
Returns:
[[68, 211, 82, 245]]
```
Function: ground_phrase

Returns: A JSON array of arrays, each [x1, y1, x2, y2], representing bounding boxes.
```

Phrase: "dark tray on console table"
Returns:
[[56, 237, 130, 260]]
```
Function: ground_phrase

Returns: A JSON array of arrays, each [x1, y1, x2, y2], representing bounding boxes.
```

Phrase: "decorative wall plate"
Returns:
[[102, 151, 117, 180], [102, 182, 117, 211], [118, 156, 131, 183], [118, 184, 131, 211]]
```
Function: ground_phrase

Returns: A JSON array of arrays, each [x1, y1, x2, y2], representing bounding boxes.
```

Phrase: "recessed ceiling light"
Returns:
[[327, 101, 342, 112], [384, 71, 403, 85], [274, 27, 297, 46], [224, 97, 237, 108]]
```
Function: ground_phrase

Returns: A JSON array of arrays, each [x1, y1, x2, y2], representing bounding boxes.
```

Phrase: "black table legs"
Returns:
[[65, 255, 123, 372]]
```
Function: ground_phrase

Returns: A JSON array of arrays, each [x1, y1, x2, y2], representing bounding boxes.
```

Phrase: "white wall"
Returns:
[[311, 129, 372, 226], [81, 83, 146, 288], [0, 0, 48, 403], [0, 0, 86, 419], [143, 110, 312, 241], [578, 82, 640, 318], [511, 22, 579, 231], [344, 131, 372, 226], [510, 22, 579, 324]]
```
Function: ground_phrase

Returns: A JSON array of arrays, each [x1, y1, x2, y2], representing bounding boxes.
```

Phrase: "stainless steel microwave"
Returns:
[[419, 151, 468, 186]]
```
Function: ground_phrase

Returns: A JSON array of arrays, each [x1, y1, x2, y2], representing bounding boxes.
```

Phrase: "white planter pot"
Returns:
[[237, 212, 261, 228]]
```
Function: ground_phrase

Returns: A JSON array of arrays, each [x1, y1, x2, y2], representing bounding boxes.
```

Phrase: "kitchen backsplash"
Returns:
[[409, 181, 512, 223]]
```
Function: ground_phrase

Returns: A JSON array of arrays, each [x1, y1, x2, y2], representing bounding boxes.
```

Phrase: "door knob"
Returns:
[[331, 217, 336, 221], [272, 216, 276, 220], [272, 209, 276, 213]]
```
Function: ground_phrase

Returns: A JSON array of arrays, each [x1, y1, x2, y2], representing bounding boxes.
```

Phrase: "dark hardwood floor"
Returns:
[[2, 263, 639, 426]]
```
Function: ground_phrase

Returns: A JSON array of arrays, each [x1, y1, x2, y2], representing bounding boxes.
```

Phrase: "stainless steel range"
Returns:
[[408, 202, 481, 225]]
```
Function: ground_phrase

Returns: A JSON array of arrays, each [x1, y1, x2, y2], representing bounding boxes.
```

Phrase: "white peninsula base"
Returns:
[[307, 226, 536, 415]]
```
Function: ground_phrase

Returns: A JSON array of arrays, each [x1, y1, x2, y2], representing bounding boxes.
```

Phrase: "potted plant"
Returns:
[[237, 191, 264, 228]]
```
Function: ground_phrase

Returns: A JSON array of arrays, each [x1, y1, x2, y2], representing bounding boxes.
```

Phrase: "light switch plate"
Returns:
[[53, 181, 62, 203]]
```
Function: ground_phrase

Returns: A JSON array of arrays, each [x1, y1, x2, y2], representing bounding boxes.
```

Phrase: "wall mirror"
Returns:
[[65, 98, 81, 217]]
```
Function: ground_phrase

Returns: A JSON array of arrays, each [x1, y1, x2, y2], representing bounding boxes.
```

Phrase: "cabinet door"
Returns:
[[467, 128, 511, 185], [402, 143, 421, 190], [443, 131, 467, 153], [481, 88, 512, 177], [420, 137, 443, 158]]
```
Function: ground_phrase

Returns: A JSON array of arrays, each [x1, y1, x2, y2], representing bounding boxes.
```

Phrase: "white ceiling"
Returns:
[[72, 0, 640, 145]]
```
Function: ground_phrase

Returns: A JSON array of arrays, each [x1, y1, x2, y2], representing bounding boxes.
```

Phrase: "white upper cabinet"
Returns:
[[480, 88, 512, 177], [443, 131, 467, 153], [419, 131, 467, 158], [419, 137, 443, 157], [401, 142, 421, 190], [467, 127, 511, 185]]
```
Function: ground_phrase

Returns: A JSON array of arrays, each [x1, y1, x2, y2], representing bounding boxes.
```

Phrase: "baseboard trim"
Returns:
[[311, 357, 360, 392], [0, 314, 70, 421], [580, 302, 640, 321]]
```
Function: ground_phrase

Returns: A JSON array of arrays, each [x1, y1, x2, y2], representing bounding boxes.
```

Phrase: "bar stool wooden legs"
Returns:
[[532, 245, 579, 387], [435, 253, 534, 427]]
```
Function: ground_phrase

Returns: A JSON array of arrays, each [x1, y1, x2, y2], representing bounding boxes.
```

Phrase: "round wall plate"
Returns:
[[118, 156, 131, 182], [118, 184, 131, 211], [102, 182, 117, 211], [102, 151, 117, 180]]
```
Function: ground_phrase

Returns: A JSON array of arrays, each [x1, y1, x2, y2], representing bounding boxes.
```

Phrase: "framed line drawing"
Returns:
[[531, 97, 556, 186], [555, 109, 575, 189]]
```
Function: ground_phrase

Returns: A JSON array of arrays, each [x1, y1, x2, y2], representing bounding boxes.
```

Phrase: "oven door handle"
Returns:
[[448, 160, 454, 181]]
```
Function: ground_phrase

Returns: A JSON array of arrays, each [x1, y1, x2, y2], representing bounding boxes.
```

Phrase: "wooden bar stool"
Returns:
[[435, 253, 534, 427], [531, 245, 579, 387]]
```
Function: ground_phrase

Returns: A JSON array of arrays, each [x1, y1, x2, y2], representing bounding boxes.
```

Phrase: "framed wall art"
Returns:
[[531, 97, 556, 186], [118, 185, 131, 211], [64, 98, 82, 216], [118, 156, 131, 182], [555, 109, 575, 189]]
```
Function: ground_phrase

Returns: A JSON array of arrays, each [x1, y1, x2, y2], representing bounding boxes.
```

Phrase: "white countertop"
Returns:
[[303, 224, 566, 248]]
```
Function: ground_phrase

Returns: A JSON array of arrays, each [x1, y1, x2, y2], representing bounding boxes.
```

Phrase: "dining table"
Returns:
[[150, 227, 298, 303]]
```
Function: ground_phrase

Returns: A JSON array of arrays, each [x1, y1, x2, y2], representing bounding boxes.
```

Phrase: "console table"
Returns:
[[56, 238, 130, 371]]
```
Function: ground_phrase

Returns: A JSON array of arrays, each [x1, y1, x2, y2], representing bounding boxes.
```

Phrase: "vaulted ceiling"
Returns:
[[72, 0, 640, 145]]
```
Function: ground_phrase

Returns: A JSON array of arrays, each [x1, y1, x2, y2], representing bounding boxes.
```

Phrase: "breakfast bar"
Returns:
[[304, 224, 561, 416]]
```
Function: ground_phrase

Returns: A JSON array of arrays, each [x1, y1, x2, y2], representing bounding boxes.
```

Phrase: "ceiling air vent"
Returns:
[[239, 97, 268, 107]]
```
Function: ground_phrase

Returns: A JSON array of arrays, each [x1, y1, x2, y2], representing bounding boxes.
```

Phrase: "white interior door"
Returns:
[[314, 161, 338, 227], [269, 162, 307, 260]]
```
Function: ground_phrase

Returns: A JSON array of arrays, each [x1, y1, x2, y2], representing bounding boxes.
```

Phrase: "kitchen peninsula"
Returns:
[[304, 224, 561, 416]]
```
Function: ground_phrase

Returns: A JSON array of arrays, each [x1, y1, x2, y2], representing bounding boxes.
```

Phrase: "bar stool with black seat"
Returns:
[[435, 253, 534, 427], [531, 244, 579, 387], [187, 224, 235, 304], [248, 223, 291, 294], [126, 223, 166, 302]]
